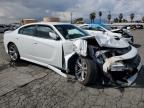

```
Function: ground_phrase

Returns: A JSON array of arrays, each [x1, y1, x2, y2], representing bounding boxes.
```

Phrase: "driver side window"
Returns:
[[36, 25, 55, 39]]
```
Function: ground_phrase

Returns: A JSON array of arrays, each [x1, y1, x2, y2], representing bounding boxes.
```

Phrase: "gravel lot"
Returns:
[[0, 30, 144, 108]]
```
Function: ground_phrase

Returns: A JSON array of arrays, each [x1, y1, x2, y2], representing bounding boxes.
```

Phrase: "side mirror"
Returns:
[[89, 27, 93, 30], [49, 32, 60, 40], [102, 30, 106, 34]]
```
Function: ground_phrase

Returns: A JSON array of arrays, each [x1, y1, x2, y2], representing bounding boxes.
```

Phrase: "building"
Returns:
[[21, 19, 37, 25], [43, 17, 60, 22]]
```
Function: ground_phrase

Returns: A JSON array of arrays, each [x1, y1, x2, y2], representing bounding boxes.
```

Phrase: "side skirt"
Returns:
[[20, 57, 68, 78]]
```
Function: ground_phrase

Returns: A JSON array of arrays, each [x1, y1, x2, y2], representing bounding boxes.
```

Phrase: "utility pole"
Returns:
[[108, 11, 111, 23], [70, 12, 72, 24]]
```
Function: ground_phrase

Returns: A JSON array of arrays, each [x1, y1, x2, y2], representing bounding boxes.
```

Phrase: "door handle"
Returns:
[[16, 38, 19, 40], [33, 43, 38, 44]]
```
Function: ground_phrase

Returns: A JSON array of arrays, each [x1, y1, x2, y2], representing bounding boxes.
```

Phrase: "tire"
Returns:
[[75, 56, 98, 86], [8, 43, 20, 62]]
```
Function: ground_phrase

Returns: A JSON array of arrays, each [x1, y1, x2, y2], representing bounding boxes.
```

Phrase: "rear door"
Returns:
[[33, 25, 63, 68], [17, 25, 37, 59]]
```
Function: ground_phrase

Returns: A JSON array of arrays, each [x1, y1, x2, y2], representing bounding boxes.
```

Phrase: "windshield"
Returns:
[[54, 24, 89, 39], [101, 24, 112, 30]]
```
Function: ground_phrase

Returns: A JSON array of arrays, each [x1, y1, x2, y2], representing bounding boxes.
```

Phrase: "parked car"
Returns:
[[136, 24, 143, 29], [111, 28, 134, 43], [0, 25, 5, 33], [115, 24, 143, 31], [78, 24, 133, 43], [9, 24, 21, 31], [130, 25, 137, 30], [121, 25, 131, 30], [4, 22, 142, 86], [0, 25, 9, 33]]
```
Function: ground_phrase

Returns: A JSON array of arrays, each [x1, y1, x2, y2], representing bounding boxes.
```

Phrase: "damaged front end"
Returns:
[[84, 35, 142, 86]]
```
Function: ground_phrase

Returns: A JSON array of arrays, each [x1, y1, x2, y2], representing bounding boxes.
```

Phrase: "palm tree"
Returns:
[[99, 11, 102, 23], [89, 12, 96, 23], [114, 18, 119, 23], [123, 19, 128, 23], [74, 17, 84, 24], [119, 13, 123, 22], [90, 13, 93, 23], [107, 13, 111, 23], [130, 13, 135, 22]]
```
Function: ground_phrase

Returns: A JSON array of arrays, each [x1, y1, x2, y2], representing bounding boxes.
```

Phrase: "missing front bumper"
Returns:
[[111, 61, 142, 86]]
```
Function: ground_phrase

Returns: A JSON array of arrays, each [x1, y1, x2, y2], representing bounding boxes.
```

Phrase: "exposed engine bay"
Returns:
[[72, 35, 142, 86]]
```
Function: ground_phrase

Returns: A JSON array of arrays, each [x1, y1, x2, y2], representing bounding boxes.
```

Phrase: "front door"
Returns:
[[33, 25, 62, 68]]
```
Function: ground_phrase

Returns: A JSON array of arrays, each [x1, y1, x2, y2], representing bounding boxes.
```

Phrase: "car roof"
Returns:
[[22, 22, 71, 27]]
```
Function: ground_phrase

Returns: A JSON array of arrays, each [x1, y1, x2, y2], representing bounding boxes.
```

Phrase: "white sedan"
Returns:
[[3, 22, 142, 86], [78, 24, 133, 43]]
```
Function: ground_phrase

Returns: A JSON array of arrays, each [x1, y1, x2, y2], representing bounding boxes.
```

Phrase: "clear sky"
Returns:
[[0, 0, 143, 23]]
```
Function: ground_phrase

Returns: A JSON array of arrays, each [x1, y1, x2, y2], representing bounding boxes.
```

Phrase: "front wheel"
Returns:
[[75, 57, 98, 86]]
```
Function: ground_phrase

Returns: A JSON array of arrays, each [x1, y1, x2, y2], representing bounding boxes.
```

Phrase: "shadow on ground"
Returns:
[[133, 65, 144, 87], [90, 65, 144, 92], [0, 60, 30, 71], [1, 60, 144, 91], [133, 43, 141, 48], [0, 64, 9, 72], [11, 60, 30, 67]]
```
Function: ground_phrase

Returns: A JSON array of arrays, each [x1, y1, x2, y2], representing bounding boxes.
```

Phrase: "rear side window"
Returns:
[[96, 26, 104, 31], [36, 25, 55, 39], [19, 25, 36, 36]]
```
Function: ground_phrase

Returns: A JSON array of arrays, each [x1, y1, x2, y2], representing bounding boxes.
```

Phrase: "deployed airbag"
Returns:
[[73, 39, 87, 56]]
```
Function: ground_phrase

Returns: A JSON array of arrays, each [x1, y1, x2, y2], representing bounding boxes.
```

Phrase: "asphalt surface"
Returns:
[[0, 30, 144, 108]]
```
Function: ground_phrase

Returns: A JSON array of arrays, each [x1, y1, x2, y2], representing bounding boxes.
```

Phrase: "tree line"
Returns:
[[74, 11, 144, 24]]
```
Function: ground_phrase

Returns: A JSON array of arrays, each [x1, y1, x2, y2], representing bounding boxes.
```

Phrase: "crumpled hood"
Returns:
[[86, 30, 122, 38], [95, 34, 130, 48], [108, 32, 122, 39]]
